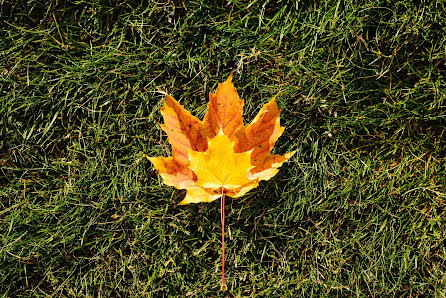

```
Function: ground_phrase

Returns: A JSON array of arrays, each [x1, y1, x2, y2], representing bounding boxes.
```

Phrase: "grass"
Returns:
[[1, 0, 445, 296]]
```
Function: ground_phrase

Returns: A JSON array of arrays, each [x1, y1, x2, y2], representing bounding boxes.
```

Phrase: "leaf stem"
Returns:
[[220, 190, 227, 291]]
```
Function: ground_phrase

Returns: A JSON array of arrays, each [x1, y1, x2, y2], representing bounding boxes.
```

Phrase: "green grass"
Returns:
[[1, 0, 445, 296]]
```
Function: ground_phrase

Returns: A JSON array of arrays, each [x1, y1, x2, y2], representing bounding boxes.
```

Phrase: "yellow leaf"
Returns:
[[147, 73, 295, 291], [148, 73, 294, 204]]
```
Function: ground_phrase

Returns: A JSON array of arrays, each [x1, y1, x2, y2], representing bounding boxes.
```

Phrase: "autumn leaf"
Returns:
[[148, 73, 295, 291], [149, 73, 295, 204]]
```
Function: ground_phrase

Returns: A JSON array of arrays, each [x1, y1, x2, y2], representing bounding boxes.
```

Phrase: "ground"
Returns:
[[1, 1, 445, 296]]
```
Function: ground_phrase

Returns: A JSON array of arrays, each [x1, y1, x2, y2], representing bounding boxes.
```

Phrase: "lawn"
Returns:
[[1, 0, 445, 296]]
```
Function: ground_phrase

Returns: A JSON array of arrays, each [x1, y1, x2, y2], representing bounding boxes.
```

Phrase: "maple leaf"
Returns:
[[148, 73, 295, 290], [148, 73, 295, 204]]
